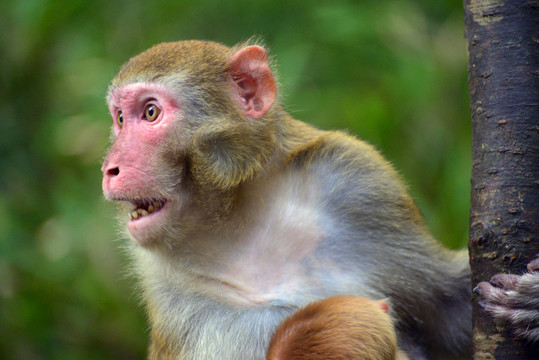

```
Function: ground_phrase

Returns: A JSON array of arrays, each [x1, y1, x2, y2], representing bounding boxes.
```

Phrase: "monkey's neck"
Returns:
[[135, 170, 330, 308], [273, 114, 327, 161]]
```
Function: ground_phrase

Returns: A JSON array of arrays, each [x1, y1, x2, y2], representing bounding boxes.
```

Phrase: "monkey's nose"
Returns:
[[101, 158, 120, 177], [102, 165, 121, 195], [106, 167, 120, 176]]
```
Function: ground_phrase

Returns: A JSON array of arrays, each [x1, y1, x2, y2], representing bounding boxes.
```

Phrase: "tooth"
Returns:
[[147, 204, 155, 213], [131, 211, 139, 219], [138, 209, 148, 216]]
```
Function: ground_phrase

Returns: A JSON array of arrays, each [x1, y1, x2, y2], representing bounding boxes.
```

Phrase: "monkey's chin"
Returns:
[[126, 201, 170, 246]]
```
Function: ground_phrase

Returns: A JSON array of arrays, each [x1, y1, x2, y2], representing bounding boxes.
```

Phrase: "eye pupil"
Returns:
[[144, 104, 161, 121], [116, 112, 124, 127]]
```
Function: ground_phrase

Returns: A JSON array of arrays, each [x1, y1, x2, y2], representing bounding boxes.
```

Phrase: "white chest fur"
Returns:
[[138, 167, 333, 307]]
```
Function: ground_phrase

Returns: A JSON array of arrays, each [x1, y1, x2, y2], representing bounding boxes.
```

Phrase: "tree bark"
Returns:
[[464, 0, 539, 359]]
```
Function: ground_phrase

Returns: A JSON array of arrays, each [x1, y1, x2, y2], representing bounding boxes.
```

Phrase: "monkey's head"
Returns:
[[101, 40, 279, 246]]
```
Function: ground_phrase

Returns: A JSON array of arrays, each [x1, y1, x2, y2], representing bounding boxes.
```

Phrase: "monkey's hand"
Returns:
[[475, 256, 539, 343]]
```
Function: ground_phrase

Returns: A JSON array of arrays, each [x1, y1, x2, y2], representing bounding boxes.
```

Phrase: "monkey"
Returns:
[[267, 296, 410, 360], [101, 40, 539, 360]]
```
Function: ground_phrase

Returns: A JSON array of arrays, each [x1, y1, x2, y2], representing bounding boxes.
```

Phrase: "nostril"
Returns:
[[107, 167, 120, 176]]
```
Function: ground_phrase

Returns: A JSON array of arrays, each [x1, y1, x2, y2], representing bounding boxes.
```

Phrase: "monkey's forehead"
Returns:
[[109, 40, 232, 94]]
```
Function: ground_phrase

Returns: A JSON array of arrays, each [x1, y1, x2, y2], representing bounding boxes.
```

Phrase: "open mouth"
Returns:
[[129, 199, 167, 221]]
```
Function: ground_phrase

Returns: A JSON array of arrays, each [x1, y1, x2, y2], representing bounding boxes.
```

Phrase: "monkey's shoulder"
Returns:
[[281, 126, 406, 191], [274, 124, 423, 226]]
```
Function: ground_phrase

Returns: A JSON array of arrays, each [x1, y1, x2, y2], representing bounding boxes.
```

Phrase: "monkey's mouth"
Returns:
[[129, 199, 167, 221]]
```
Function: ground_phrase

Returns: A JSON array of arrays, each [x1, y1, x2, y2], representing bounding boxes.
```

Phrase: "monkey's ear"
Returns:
[[375, 300, 390, 314], [227, 45, 277, 118]]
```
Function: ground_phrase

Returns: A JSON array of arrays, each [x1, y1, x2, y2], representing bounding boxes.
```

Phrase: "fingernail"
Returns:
[[473, 286, 481, 295]]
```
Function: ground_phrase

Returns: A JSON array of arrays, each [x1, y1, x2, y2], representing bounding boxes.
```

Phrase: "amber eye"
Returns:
[[116, 112, 124, 128], [144, 104, 161, 122]]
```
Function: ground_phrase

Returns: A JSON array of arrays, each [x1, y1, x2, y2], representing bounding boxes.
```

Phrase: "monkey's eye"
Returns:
[[144, 104, 161, 122], [116, 112, 124, 128]]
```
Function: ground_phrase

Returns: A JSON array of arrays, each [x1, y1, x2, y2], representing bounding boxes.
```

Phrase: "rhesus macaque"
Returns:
[[267, 296, 409, 360], [101, 40, 539, 360]]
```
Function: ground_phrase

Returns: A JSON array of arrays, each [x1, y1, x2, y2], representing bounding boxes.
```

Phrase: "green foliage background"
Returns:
[[0, 0, 470, 358]]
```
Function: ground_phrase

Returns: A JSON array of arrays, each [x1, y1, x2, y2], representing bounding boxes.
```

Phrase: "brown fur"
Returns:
[[267, 296, 400, 360]]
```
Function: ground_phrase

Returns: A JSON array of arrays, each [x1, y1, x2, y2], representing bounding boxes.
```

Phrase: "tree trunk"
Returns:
[[464, 0, 539, 359]]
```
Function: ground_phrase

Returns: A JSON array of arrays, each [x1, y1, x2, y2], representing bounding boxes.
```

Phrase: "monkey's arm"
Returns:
[[475, 257, 539, 343]]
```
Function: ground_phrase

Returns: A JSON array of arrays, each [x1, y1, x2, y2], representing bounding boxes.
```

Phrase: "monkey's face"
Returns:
[[102, 82, 187, 246], [102, 42, 280, 247]]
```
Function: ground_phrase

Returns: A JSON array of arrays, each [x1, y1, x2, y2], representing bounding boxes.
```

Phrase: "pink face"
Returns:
[[102, 82, 181, 245]]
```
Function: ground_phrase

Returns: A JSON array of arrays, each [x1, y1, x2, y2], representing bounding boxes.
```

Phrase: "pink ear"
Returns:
[[227, 45, 277, 118], [376, 300, 390, 314]]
